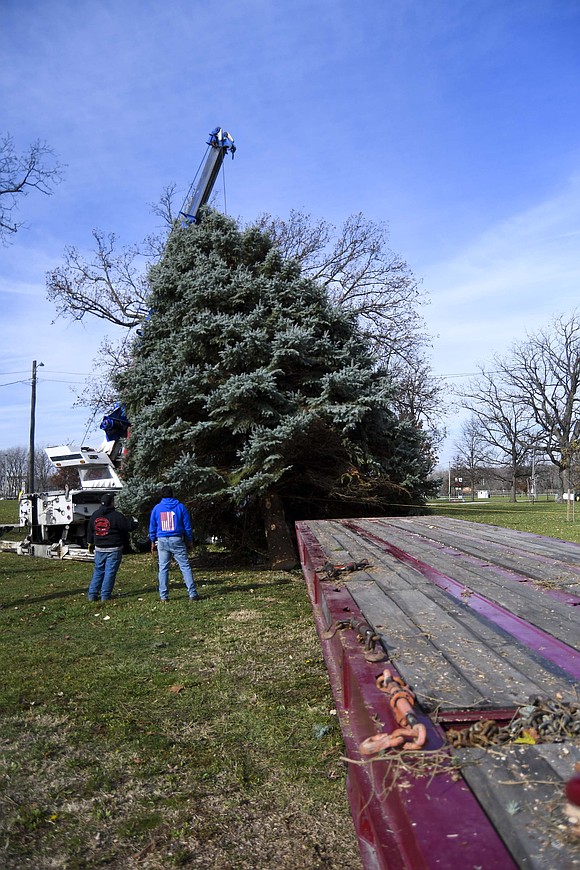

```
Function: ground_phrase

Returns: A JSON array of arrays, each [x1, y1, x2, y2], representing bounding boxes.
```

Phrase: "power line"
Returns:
[[0, 376, 87, 388], [440, 370, 504, 379], [0, 379, 29, 388], [39, 376, 87, 383], [0, 369, 90, 376], [43, 370, 91, 376]]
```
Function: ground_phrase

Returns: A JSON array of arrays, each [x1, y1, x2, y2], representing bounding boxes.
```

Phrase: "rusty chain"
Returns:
[[448, 697, 580, 749]]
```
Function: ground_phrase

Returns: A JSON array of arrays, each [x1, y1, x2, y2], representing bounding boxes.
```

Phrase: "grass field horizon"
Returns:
[[428, 493, 580, 544]]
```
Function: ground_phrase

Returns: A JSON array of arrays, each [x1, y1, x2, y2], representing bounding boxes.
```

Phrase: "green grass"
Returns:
[[0, 545, 360, 868], [428, 495, 580, 543], [0, 499, 17, 523], [0, 499, 23, 544]]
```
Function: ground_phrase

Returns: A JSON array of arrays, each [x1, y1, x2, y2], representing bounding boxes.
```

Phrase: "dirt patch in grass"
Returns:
[[225, 607, 262, 623]]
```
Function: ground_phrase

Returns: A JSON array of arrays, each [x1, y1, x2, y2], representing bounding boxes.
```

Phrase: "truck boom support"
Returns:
[[180, 127, 235, 224]]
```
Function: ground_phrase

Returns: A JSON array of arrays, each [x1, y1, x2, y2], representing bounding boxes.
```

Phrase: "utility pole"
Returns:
[[28, 360, 44, 493]]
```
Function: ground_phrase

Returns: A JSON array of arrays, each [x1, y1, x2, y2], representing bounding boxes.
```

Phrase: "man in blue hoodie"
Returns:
[[149, 486, 200, 602]]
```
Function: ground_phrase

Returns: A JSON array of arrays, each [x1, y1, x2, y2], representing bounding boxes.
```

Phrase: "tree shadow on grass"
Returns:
[[189, 550, 271, 570], [0, 577, 298, 608], [0, 549, 299, 609]]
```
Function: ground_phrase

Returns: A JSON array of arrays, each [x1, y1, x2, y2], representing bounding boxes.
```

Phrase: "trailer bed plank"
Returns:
[[350, 518, 580, 649], [349, 569, 577, 711], [458, 743, 580, 869], [383, 515, 580, 592], [305, 518, 579, 712]]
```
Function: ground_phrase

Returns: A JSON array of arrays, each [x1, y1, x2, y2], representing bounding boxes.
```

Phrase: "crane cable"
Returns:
[[180, 145, 211, 216], [222, 157, 228, 216]]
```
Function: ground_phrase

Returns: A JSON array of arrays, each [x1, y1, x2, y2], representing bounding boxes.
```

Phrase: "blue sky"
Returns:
[[1, 0, 579, 467]]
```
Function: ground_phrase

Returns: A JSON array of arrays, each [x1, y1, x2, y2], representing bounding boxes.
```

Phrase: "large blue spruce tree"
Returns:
[[116, 210, 434, 567]]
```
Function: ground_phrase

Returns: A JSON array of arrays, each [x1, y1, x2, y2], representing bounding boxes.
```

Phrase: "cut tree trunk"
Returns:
[[262, 492, 297, 570]]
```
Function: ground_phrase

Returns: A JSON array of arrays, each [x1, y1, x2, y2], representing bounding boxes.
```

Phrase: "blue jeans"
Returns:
[[88, 548, 123, 600], [157, 536, 197, 600]]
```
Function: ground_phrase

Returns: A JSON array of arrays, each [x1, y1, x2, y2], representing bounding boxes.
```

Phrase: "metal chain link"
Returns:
[[448, 698, 580, 748]]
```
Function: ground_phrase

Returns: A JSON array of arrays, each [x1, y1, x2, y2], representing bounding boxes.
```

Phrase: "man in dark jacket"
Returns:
[[87, 493, 137, 601], [149, 486, 199, 602]]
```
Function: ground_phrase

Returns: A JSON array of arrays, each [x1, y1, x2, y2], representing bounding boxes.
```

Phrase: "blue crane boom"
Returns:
[[180, 127, 236, 224]]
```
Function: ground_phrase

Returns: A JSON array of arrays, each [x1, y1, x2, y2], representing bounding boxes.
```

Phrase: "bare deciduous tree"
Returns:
[[34, 448, 56, 491], [0, 134, 64, 244], [256, 210, 445, 439], [72, 335, 134, 431], [388, 350, 447, 447], [453, 415, 495, 501], [1, 446, 28, 496], [460, 363, 537, 501], [0, 446, 64, 496], [46, 230, 152, 328], [496, 312, 580, 494], [149, 183, 179, 231], [256, 210, 429, 366]]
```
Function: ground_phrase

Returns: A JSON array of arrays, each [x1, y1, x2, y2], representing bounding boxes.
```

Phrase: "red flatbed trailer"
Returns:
[[296, 516, 580, 869]]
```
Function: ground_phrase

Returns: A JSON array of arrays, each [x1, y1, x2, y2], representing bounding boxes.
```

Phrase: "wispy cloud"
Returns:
[[424, 174, 580, 460], [427, 173, 580, 357]]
